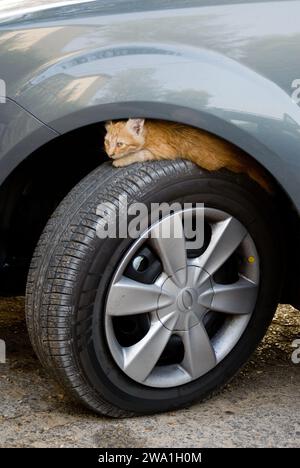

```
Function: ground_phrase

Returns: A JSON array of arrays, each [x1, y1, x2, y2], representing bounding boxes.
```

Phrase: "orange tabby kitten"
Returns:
[[104, 119, 271, 192]]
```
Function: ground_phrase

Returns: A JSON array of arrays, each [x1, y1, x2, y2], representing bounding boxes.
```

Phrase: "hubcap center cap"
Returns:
[[177, 288, 195, 312], [157, 265, 214, 331]]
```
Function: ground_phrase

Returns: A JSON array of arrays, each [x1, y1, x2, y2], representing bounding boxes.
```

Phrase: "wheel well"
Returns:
[[0, 120, 298, 307], [0, 122, 108, 294]]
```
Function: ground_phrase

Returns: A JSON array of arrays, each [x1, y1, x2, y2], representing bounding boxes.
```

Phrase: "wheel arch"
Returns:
[[0, 99, 298, 206], [0, 102, 299, 307]]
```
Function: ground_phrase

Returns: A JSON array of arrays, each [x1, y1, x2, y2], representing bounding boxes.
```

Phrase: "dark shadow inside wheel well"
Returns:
[[0, 120, 299, 307], [0, 122, 108, 295]]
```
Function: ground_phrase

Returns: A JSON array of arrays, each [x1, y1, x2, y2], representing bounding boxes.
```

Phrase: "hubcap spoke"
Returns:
[[123, 312, 178, 382], [106, 277, 173, 316], [149, 212, 187, 287], [209, 276, 258, 315], [180, 324, 217, 379], [193, 217, 247, 284]]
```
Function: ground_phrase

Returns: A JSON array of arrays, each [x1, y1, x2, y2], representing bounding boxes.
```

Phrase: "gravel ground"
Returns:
[[0, 297, 299, 448]]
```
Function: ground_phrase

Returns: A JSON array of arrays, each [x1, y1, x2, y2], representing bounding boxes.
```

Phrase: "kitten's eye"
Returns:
[[116, 142, 124, 148]]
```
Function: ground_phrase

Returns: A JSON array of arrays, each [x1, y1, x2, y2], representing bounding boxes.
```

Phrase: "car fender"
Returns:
[[2, 42, 299, 209]]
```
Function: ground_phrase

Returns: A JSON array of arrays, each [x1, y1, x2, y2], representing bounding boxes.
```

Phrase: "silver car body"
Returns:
[[0, 0, 299, 209]]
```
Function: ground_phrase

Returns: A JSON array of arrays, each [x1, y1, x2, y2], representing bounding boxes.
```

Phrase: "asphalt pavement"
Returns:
[[0, 297, 299, 448]]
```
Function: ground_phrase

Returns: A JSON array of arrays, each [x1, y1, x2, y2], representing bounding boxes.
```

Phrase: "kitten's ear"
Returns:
[[105, 120, 113, 131], [126, 118, 145, 136]]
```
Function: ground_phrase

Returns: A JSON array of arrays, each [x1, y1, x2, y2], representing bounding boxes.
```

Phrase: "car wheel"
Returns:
[[26, 160, 284, 417]]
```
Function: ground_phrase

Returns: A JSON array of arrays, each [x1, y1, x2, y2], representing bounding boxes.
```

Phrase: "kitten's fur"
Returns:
[[105, 119, 271, 192]]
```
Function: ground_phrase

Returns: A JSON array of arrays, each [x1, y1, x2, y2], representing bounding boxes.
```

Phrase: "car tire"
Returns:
[[26, 160, 284, 417]]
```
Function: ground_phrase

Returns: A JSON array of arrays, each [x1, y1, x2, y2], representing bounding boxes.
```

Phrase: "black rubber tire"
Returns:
[[25, 160, 284, 417]]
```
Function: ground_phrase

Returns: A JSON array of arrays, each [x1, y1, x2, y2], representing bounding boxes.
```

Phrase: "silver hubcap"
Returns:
[[105, 208, 260, 388]]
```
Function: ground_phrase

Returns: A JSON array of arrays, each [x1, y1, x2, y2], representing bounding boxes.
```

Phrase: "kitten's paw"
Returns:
[[113, 159, 130, 167], [112, 160, 123, 167]]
